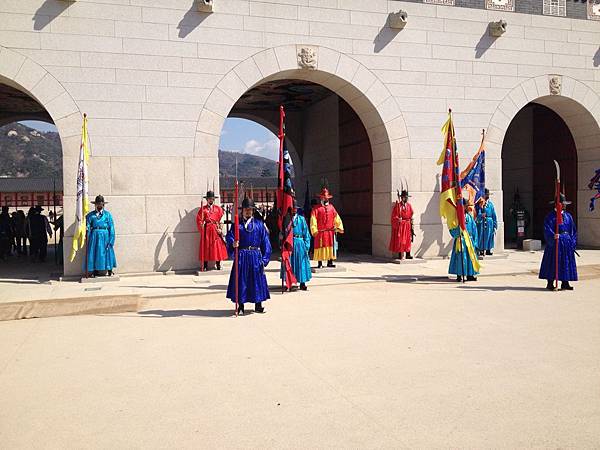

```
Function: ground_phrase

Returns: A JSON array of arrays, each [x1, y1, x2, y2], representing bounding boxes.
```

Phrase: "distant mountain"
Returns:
[[218, 150, 278, 178], [0, 123, 62, 179]]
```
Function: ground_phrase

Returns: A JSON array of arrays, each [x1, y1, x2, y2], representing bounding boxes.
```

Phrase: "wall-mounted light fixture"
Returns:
[[198, 0, 214, 13], [489, 19, 507, 37], [388, 10, 408, 29]]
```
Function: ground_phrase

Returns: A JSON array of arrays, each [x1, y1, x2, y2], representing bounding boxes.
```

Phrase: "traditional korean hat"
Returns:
[[241, 198, 256, 209], [548, 192, 571, 205], [317, 187, 333, 200], [92, 195, 107, 204], [203, 190, 218, 199], [400, 189, 410, 198], [484, 188, 491, 196], [34, 205, 44, 212]]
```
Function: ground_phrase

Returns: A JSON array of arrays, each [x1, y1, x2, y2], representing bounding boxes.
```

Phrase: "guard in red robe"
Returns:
[[196, 190, 227, 271], [389, 189, 414, 259], [310, 187, 344, 269]]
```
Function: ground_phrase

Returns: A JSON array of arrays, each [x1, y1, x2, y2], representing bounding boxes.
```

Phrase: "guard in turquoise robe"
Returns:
[[86, 195, 116, 276], [281, 205, 312, 290], [475, 189, 497, 256], [449, 208, 479, 281]]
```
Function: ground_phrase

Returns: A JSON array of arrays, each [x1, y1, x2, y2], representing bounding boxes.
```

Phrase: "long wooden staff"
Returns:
[[234, 177, 240, 316], [553, 160, 561, 290]]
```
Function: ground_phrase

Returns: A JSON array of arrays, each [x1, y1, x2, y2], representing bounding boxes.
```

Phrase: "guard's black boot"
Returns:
[[317, 261, 323, 269], [406, 252, 413, 260], [108, 270, 113, 277], [300, 282, 307, 291], [203, 262, 208, 271], [456, 275, 462, 282], [216, 261, 221, 270], [486, 250, 493, 256], [398, 253, 403, 260], [327, 259, 335, 268], [561, 281, 574, 291], [255, 302, 265, 313], [236, 303, 245, 316], [467, 275, 477, 281], [546, 280, 555, 291]]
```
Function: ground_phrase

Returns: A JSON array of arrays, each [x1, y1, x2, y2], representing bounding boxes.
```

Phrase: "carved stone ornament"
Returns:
[[485, 0, 515, 12], [588, 0, 600, 21], [549, 75, 562, 95], [297, 46, 317, 70]]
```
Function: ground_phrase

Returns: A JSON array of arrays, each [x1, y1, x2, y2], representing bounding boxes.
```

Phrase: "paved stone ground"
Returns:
[[1, 256, 600, 448]]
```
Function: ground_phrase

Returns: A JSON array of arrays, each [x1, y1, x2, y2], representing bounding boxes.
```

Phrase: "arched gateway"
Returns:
[[195, 45, 409, 257], [487, 75, 600, 249]]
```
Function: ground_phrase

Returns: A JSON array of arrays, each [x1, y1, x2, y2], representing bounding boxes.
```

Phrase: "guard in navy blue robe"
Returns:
[[539, 196, 577, 291], [226, 199, 271, 314]]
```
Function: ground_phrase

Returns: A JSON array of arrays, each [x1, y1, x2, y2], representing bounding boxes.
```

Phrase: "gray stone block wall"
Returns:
[[393, 0, 589, 21]]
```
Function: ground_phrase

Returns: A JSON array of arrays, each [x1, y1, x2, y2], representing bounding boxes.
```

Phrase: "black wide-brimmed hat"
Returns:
[[400, 189, 411, 198], [203, 190, 218, 199], [34, 205, 44, 211], [549, 193, 572, 205], [92, 195, 107, 204], [241, 198, 256, 209]]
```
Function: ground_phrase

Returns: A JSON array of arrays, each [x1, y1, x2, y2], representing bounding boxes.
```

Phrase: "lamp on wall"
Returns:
[[489, 19, 507, 37], [198, 0, 214, 13], [388, 10, 408, 29]]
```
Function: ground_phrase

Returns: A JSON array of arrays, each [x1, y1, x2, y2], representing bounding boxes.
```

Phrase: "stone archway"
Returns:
[[0, 45, 83, 272], [194, 45, 409, 257], [487, 75, 600, 249]]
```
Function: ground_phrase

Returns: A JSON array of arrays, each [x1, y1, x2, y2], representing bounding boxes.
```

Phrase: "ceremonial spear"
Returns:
[[553, 160, 562, 291]]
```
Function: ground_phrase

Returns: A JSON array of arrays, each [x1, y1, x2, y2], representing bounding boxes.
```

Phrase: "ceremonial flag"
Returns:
[[460, 133, 486, 207], [69, 114, 90, 262], [437, 110, 480, 272], [277, 105, 297, 290]]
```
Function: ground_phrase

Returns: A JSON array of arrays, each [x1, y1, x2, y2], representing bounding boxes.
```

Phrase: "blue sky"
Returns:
[[20, 120, 57, 133], [220, 118, 279, 161], [21, 117, 278, 161]]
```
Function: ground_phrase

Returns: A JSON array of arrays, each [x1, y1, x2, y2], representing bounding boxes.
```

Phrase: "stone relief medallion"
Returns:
[[423, 0, 455, 5], [549, 75, 562, 95], [485, 0, 515, 12], [297, 46, 317, 70], [588, 0, 600, 21]]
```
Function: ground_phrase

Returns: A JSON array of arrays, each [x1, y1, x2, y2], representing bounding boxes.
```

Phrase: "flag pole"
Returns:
[[53, 177, 57, 265], [234, 159, 240, 316], [278, 105, 285, 294], [449, 109, 466, 283]]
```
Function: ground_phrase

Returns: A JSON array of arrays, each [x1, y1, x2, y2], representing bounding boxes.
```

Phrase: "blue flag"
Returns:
[[460, 146, 485, 204]]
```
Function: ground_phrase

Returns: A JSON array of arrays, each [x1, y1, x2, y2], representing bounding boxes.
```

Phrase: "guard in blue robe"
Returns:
[[539, 194, 577, 291], [475, 188, 497, 256], [449, 203, 479, 282], [226, 198, 271, 315], [86, 195, 116, 276], [281, 203, 312, 290]]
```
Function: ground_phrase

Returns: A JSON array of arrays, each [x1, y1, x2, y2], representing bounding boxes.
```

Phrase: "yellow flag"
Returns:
[[69, 115, 90, 262]]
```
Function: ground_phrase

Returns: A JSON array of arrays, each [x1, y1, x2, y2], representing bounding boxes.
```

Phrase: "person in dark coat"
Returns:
[[28, 206, 52, 262], [0, 206, 12, 260], [539, 193, 577, 291], [226, 198, 271, 316]]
